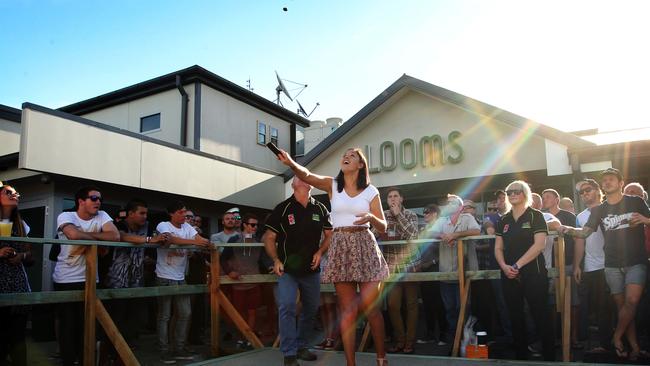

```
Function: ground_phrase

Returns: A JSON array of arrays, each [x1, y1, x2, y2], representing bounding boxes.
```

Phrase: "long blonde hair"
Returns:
[[504, 180, 533, 212]]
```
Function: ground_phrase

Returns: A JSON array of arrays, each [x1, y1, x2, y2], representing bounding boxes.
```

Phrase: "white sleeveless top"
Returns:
[[330, 180, 380, 228]]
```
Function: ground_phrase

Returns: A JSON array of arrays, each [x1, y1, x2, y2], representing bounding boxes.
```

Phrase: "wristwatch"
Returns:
[[512, 263, 519, 270]]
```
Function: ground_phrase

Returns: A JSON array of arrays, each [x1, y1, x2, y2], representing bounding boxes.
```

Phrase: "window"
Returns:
[[257, 121, 267, 145], [140, 113, 161, 133], [270, 127, 279, 146]]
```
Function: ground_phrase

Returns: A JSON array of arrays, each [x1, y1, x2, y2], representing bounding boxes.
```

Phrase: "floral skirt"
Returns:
[[321, 227, 389, 283]]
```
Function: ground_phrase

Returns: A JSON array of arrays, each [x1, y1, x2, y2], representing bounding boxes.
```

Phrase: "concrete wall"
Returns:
[[19, 107, 285, 209], [0, 117, 21, 156], [308, 89, 549, 191], [81, 85, 196, 147], [199, 84, 291, 173]]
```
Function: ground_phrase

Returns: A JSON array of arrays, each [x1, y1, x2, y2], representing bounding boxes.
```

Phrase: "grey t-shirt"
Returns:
[[431, 213, 480, 278], [211, 231, 239, 253]]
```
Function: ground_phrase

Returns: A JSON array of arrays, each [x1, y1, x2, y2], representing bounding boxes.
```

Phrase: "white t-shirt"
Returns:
[[155, 221, 198, 281], [329, 180, 380, 228], [576, 208, 606, 272], [541, 212, 558, 269], [53, 211, 113, 283]]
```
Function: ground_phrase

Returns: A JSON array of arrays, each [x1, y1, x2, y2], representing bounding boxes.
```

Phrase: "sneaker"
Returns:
[[314, 338, 335, 350], [284, 356, 300, 366], [437, 340, 447, 346], [174, 350, 195, 360], [297, 348, 317, 361], [160, 352, 177, 364]]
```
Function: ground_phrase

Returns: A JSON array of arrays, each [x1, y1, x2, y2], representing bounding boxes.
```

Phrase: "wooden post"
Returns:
[[209, 247, 221, 357], [216, 289, 264, 348], [562, 275, 572, 362], [557, 236, 566, 314], [457, 239, 465, 294], [452, 278, 472, 357], [554, 241, 561, 312], [95, 299, 140, 366], [83, 245, 97, 366]]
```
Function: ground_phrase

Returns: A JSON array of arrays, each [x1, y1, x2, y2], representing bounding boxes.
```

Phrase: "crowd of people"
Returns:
[[1, 152, 650, 366]]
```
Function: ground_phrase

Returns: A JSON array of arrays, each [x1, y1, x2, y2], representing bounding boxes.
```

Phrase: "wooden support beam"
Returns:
[[457, 239, 465, 294], [83, 245, 97, 366], [452, 279, 472, 357], [95, 299, 139, 366], [557, 237, 566, 314], [209, 248, 221, 357], [216, 289, 264, 348], [562, 275, 572, 362]]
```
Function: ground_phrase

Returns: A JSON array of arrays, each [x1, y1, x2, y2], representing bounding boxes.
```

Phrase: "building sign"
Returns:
[[365, 131, 463, 174]]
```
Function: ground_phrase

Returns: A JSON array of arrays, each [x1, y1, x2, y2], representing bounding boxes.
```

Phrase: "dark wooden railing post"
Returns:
[[209, 245, 221, 357], [83, 245, 97, 366]]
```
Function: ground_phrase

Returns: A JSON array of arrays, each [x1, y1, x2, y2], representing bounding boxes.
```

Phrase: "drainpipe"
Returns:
[[176, 75, 189, 147]]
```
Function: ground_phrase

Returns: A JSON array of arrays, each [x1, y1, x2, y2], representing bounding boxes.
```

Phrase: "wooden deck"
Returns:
[[188, 348, 621, 366]]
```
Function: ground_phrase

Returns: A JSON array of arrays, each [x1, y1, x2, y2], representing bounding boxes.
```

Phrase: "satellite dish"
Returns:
[[275, 71, 293, 104], [296, 99, 320, 118]]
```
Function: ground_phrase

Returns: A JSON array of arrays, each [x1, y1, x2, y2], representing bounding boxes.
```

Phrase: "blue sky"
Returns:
[[2, 0, 650, 134]]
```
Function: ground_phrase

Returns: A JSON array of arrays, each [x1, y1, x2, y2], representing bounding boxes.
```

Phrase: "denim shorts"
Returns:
[[604, 264, 647, 295]]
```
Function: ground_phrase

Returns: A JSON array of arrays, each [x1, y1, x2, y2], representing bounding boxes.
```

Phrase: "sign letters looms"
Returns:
[[364, 131, 463, 174]]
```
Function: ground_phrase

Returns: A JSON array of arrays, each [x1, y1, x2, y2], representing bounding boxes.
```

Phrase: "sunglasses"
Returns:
[[245, 222, 258, 227], [487, 208, 498, 212], [185, 215, 195, 219], [579, 187, 594, 195], [506, 189, 523, 196], [86, 195, 102, 202], [3, 190, 19, 198], [234, 215, 241, 220]]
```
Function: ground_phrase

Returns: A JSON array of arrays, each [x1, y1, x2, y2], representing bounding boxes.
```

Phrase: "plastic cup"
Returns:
[[0, 221, 12, 237]]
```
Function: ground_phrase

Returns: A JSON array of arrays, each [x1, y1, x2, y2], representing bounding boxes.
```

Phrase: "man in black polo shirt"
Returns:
[[264, 177, 333, 366]]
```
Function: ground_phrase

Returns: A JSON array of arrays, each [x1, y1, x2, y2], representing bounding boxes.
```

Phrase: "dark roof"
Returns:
[[59, 65, 310, 127], [285, 74, 594, 180], [0, 104, 21, 123]]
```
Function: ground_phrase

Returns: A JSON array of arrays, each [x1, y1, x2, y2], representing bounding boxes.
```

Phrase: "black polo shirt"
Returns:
[[265, 195, 332, 276], [496, 207, 548, 275]]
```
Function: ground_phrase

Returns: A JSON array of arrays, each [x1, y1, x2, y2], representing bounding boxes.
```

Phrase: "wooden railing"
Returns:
[[0, 234, 571, 364]]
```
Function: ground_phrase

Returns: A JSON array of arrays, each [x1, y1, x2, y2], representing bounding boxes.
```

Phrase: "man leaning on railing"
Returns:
[[53, 186, 120, 366]]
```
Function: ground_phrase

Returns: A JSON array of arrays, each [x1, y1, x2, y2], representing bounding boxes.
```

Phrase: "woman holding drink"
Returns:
[[0, 184, 32, 366], [276, 147, 390, 366]]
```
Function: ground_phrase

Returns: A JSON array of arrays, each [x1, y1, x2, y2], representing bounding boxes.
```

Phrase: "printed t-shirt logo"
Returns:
[[312, 214, 320, 221], [288, 214, 296, 225], [602, 213, 633, 231], [503, 224, 510, 233], [521, 222, 531, 229]]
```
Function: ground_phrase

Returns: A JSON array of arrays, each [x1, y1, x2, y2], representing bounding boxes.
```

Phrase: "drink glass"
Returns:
[[0, 221, 12, 237]]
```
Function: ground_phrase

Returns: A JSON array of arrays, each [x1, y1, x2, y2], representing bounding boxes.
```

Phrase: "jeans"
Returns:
[[387, 282, 419, 345], [156, 277, 191, 352], [582, 269, 613, 348], [276, 272, 320, 356], [440, 282, 460, 339], [53, 282, 85, 366]]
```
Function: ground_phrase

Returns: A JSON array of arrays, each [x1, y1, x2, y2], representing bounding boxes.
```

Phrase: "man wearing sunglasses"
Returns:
[[572, 179, 612, 353], [53, 186, 120, 366], [222, 213, 264, 350], [563, 168, 650, 360]]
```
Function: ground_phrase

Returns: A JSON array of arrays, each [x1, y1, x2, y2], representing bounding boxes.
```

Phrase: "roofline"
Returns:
[[0, 104, 21, 123], [284, 74, 594, 180], [58, 65, 310, 127], [23, 102, 283, 177]]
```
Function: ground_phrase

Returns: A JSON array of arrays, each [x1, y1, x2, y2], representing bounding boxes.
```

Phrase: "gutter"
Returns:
[[176, 75, 189, 147]]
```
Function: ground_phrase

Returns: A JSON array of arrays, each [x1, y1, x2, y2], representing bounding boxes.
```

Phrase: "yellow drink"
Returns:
[[0, 221, 12, 237]]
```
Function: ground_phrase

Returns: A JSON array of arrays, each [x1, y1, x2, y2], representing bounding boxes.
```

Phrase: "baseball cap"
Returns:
[[575, 178, 600, 192], [226, 207, 240, 214], [463, 200, 476, 208], [494, 190, 506, 198], [600, 168, 623, 181]]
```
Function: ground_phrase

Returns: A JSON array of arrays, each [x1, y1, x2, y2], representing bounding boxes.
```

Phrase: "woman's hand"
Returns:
[[353, 213, 373, 225], [501, 264, 519, 279], [0, 246, 15, 259]]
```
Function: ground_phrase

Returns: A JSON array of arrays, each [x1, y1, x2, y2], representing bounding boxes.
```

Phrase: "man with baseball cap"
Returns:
[[563, 168, 650, 360], [572, 178, 613, 352]]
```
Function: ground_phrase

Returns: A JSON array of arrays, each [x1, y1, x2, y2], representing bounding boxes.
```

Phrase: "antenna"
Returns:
[[246, 77, 254, 92], [296, 100, 320, 118], [275, 71, 293, 106]]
